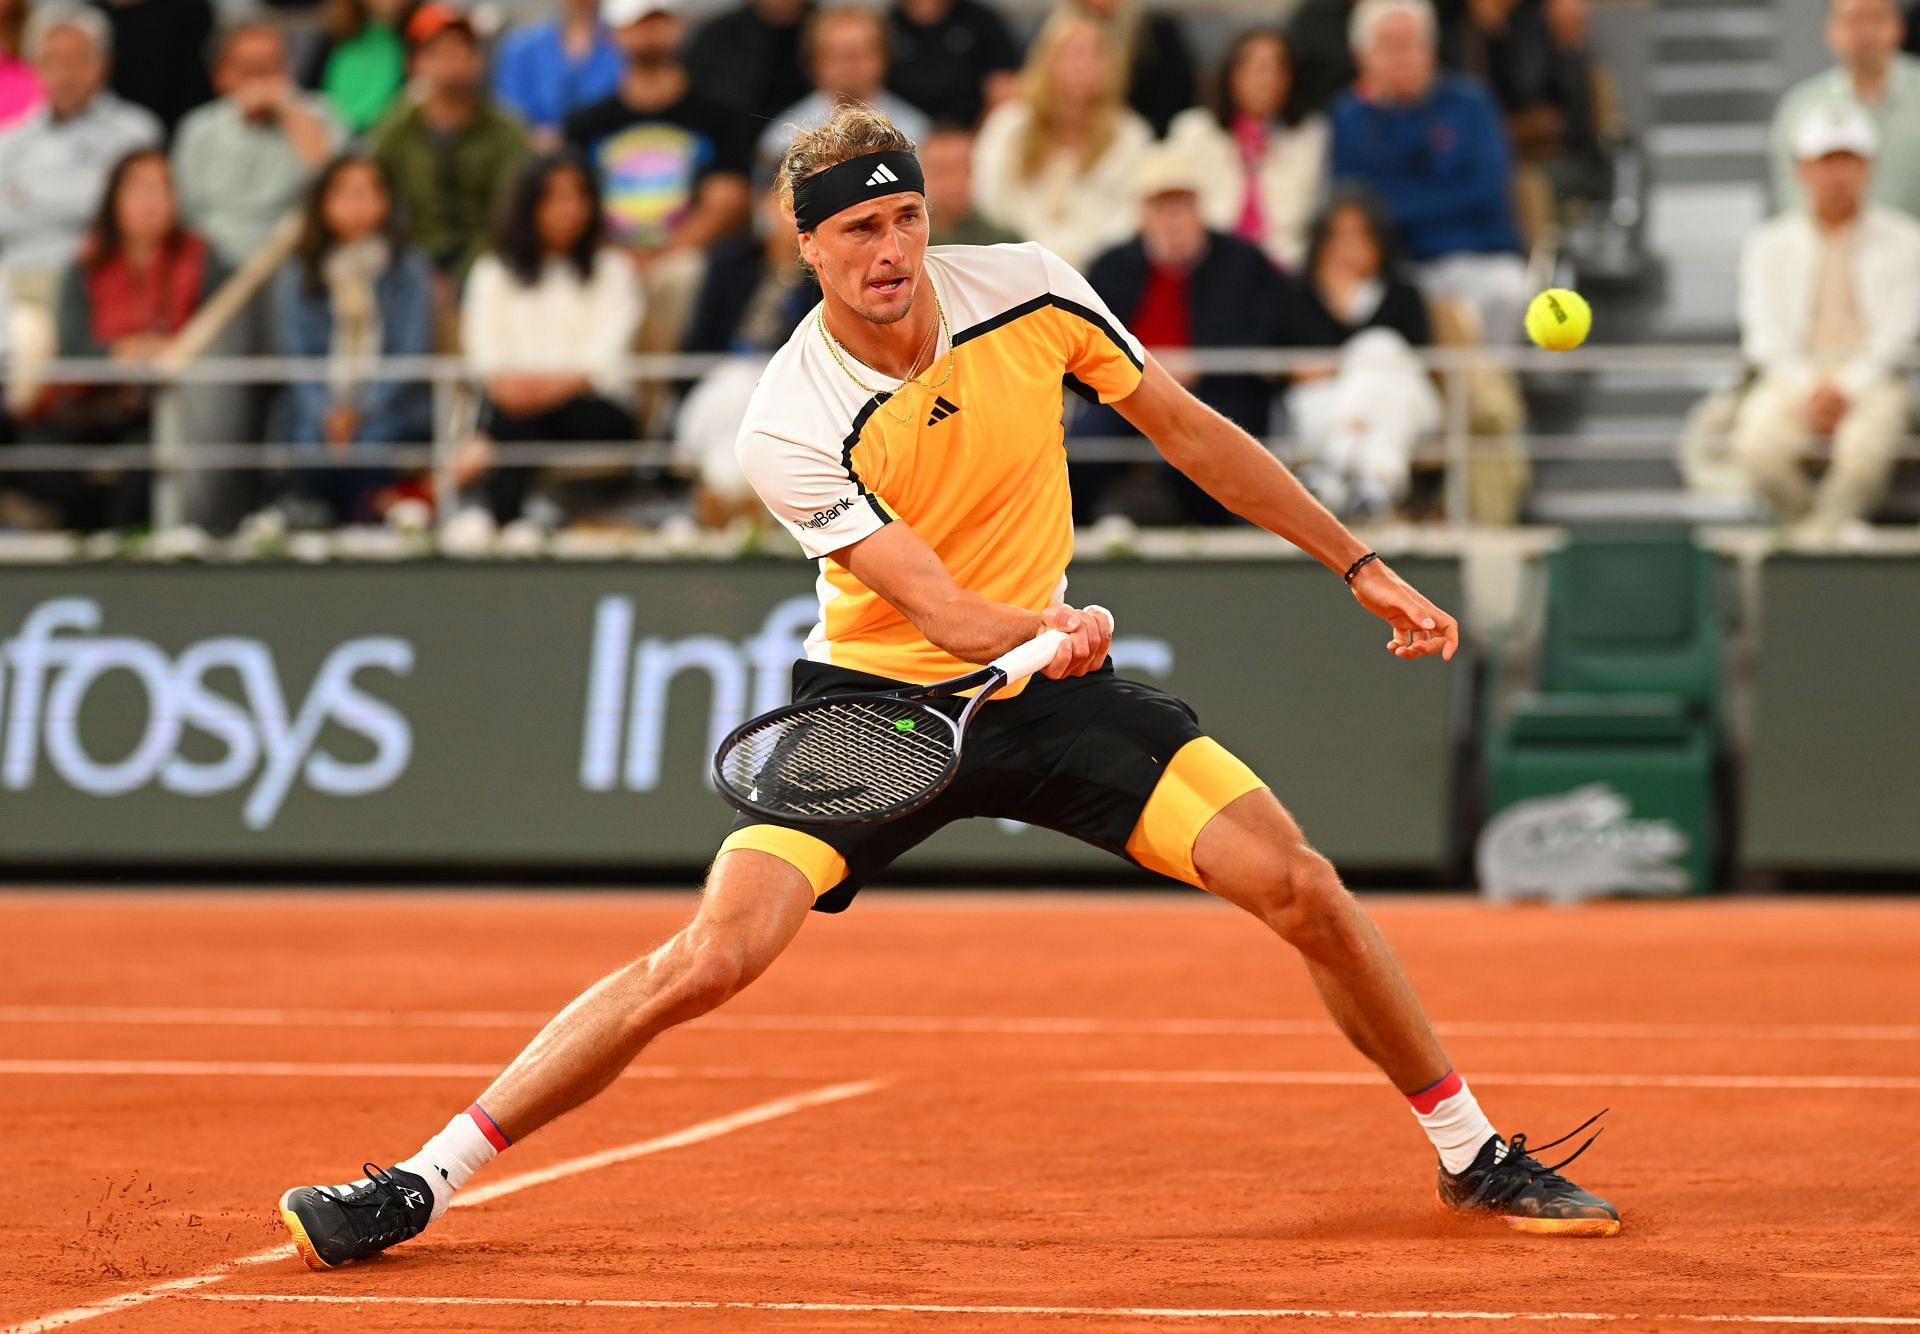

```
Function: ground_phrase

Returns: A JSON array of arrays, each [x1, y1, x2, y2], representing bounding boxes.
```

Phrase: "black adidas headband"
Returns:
[[791, 150, 925, 232]]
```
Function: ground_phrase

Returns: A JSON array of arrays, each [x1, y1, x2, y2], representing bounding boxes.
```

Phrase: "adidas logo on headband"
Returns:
[[865, 163, 900, 187]]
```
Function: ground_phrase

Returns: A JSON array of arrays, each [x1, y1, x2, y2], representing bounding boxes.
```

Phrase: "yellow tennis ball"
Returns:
[[1526, 288, 1591, 351]]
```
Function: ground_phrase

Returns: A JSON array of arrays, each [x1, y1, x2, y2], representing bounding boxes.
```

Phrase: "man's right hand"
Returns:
[[1037, 603, 1113, 680], [1806, 381, 1848, 435]]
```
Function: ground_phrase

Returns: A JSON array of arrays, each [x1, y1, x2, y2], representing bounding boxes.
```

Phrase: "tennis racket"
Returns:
[[712, 607, 1114, 829]]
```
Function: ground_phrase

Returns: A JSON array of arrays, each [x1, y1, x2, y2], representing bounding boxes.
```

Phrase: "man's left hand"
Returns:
[[1349, 559, 1459, 662]]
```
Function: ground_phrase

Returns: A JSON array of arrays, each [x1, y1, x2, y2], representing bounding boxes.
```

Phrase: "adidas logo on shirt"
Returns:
[[865, 163, 900, 187], [926, 396, 959, 426]]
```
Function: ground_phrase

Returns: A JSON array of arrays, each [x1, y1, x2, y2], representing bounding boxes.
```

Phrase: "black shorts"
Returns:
[[723, 659, 1259, 912]]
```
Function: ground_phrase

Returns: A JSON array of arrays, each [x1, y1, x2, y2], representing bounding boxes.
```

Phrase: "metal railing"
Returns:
[[0, 341, 1901, 534]]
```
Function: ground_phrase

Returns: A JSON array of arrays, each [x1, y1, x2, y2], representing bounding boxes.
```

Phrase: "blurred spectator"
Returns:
[[1072, 0, 1196, 139], [493, 0, 622, 147], [0, 0, 45, 132], [174, 24, 344, 269], [1284, 0, 1359, 121], [1072, 144, 1287, 525], [885, 0, 1018, 129], [0, 6, 161, 298], [565, 0, 751, 354], [1772, 0, 1920, 220], [25, 150, 221, 530], [1734, 105, 1920, 539], [1166, 28, 1328, 271], [1907, 0, 1920, 53], [922, 123, 1015, 246], [685, 0, 812, 123], [1279, 186, 1437, 519], [757, 7, 930, 186], [675, 185, 813, 523], [274, 154, 435, 523], [1331, 0, 1526, 343], [1439, 0, 1604, 243], [372, 4, 529, 280], [972, 10, 1151, 270], [96, 0, 214, 133], [305, 0, 413, 135], [682, 184, 812, 353], [459, 150, 641, 523]]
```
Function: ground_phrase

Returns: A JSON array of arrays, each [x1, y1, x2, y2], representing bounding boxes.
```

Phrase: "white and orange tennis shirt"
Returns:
[[735, 242, 1147, 689]]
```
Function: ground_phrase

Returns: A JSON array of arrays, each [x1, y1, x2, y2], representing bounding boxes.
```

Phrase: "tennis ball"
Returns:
[[1526, 288, 1591, 351]]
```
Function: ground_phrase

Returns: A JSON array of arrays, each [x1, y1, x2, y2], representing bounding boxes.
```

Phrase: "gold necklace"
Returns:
[[816, 277, 955, 427]]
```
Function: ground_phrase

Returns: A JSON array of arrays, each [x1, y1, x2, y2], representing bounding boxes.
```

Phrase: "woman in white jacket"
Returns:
[[971, 10, 1151, 270], [460, 149, 642, 524], [1165, 27, 1328, 273]]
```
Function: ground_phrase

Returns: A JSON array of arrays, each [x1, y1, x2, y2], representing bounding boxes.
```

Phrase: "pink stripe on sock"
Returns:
[[1406, 1069, 1463, 1115], [466, 1102, 510, 1150]]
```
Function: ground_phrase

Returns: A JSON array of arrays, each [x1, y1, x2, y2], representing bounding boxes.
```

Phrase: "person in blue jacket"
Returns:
[[1329, 0, 1526, 343], [275, 152, 435, 524]]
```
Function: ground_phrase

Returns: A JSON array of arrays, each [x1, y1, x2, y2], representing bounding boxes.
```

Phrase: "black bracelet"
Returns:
[[1343, 552, 1380, 585]]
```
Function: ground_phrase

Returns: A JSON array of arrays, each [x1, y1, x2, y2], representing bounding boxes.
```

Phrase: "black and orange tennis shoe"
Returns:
[[1438, 1115, 1621, 1237], [278, 1163, 435, 1270]]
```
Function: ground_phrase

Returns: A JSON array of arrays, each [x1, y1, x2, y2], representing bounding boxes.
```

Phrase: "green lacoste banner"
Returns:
[[0, 560, 1463, 873]]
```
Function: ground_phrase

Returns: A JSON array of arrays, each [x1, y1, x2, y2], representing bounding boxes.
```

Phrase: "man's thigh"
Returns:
[[1833, 378, 1912, 460], [1731, 375, 1813, 460]]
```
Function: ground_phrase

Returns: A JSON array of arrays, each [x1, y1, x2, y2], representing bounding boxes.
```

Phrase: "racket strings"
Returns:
[[720, 697, 957, 819]]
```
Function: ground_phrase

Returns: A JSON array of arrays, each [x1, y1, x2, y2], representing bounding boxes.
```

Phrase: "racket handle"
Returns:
[[988, 605, 1115, 684]]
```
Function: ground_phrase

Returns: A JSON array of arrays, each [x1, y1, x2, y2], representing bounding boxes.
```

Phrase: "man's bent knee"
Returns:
[[1248, 847, 1360, 957]]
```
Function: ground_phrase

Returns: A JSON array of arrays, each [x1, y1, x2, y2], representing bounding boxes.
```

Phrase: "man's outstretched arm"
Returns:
[[1111, 354, 1459, 661]]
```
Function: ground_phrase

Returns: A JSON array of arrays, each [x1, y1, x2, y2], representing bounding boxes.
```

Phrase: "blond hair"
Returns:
[[1014, 10, 1127, 183], [776, 102, 918, 225]]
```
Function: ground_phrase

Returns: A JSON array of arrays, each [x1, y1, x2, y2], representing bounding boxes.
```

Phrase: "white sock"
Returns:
[[1407, 1070, 1499, 1175], [394, 1103, 507, 1222]]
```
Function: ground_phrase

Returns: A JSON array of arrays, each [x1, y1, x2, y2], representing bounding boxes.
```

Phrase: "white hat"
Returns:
[[603, 0, 680, 27], [1794, 102, 1878, 161], [1133, 144, 1206, 201]]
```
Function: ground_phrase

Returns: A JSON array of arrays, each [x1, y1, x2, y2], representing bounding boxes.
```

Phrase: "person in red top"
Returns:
[[1076, 144, 1288, 523], [27, 147, 222, 530]]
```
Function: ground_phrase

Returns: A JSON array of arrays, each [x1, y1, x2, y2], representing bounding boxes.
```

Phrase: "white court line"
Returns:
[[9, 1061, 1917, 1093], [1071, 1070, 1920, 1092], [0, 1060, 814, 1081], [178, 1294, 1920, 1326], [0, 1079, 884, 1334], [2, 1004, 1916, 1043]]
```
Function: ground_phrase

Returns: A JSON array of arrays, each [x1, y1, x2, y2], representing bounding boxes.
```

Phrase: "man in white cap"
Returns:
[[1733, 101, 1920, 537], [564, 0, 753, 350], [1769, 0, 1920, 218]]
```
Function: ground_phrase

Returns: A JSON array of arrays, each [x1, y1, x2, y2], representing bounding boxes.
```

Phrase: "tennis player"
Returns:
[[278, 107, 1619, 1267]]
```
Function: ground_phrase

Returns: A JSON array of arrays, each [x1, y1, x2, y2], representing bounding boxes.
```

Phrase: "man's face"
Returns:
[[811, 14, 886, 100], [218, 29, 288, 113], [919, 131, 974, 224], [414, 28, 483, 94], [615, 13, 684, 67], [1140, 190, 1206, 271], [1359, 11, 1436, 104], [797, 191, 928, 326], [36, 26, 104, 116], [1828, 0, 1902, 73], [1799, 150, 1872, 219]]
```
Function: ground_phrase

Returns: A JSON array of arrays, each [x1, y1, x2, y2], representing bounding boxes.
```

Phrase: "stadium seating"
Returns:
[[1482, 532, 1725, 894]]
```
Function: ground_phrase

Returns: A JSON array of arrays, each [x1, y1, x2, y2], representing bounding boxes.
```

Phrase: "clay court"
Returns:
[[2, 890, 1916, 1333]]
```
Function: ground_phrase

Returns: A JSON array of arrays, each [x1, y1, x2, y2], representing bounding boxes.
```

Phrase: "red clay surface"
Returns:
[[1, 890, 1917, 1333]]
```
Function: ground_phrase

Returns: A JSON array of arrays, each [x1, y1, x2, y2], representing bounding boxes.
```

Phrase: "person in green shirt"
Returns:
[[314, 0, 412, 134], [370, 3, 530, 281]]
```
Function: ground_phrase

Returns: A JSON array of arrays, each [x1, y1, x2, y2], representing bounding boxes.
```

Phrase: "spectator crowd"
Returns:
[[0, 0, 1647, 536]]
